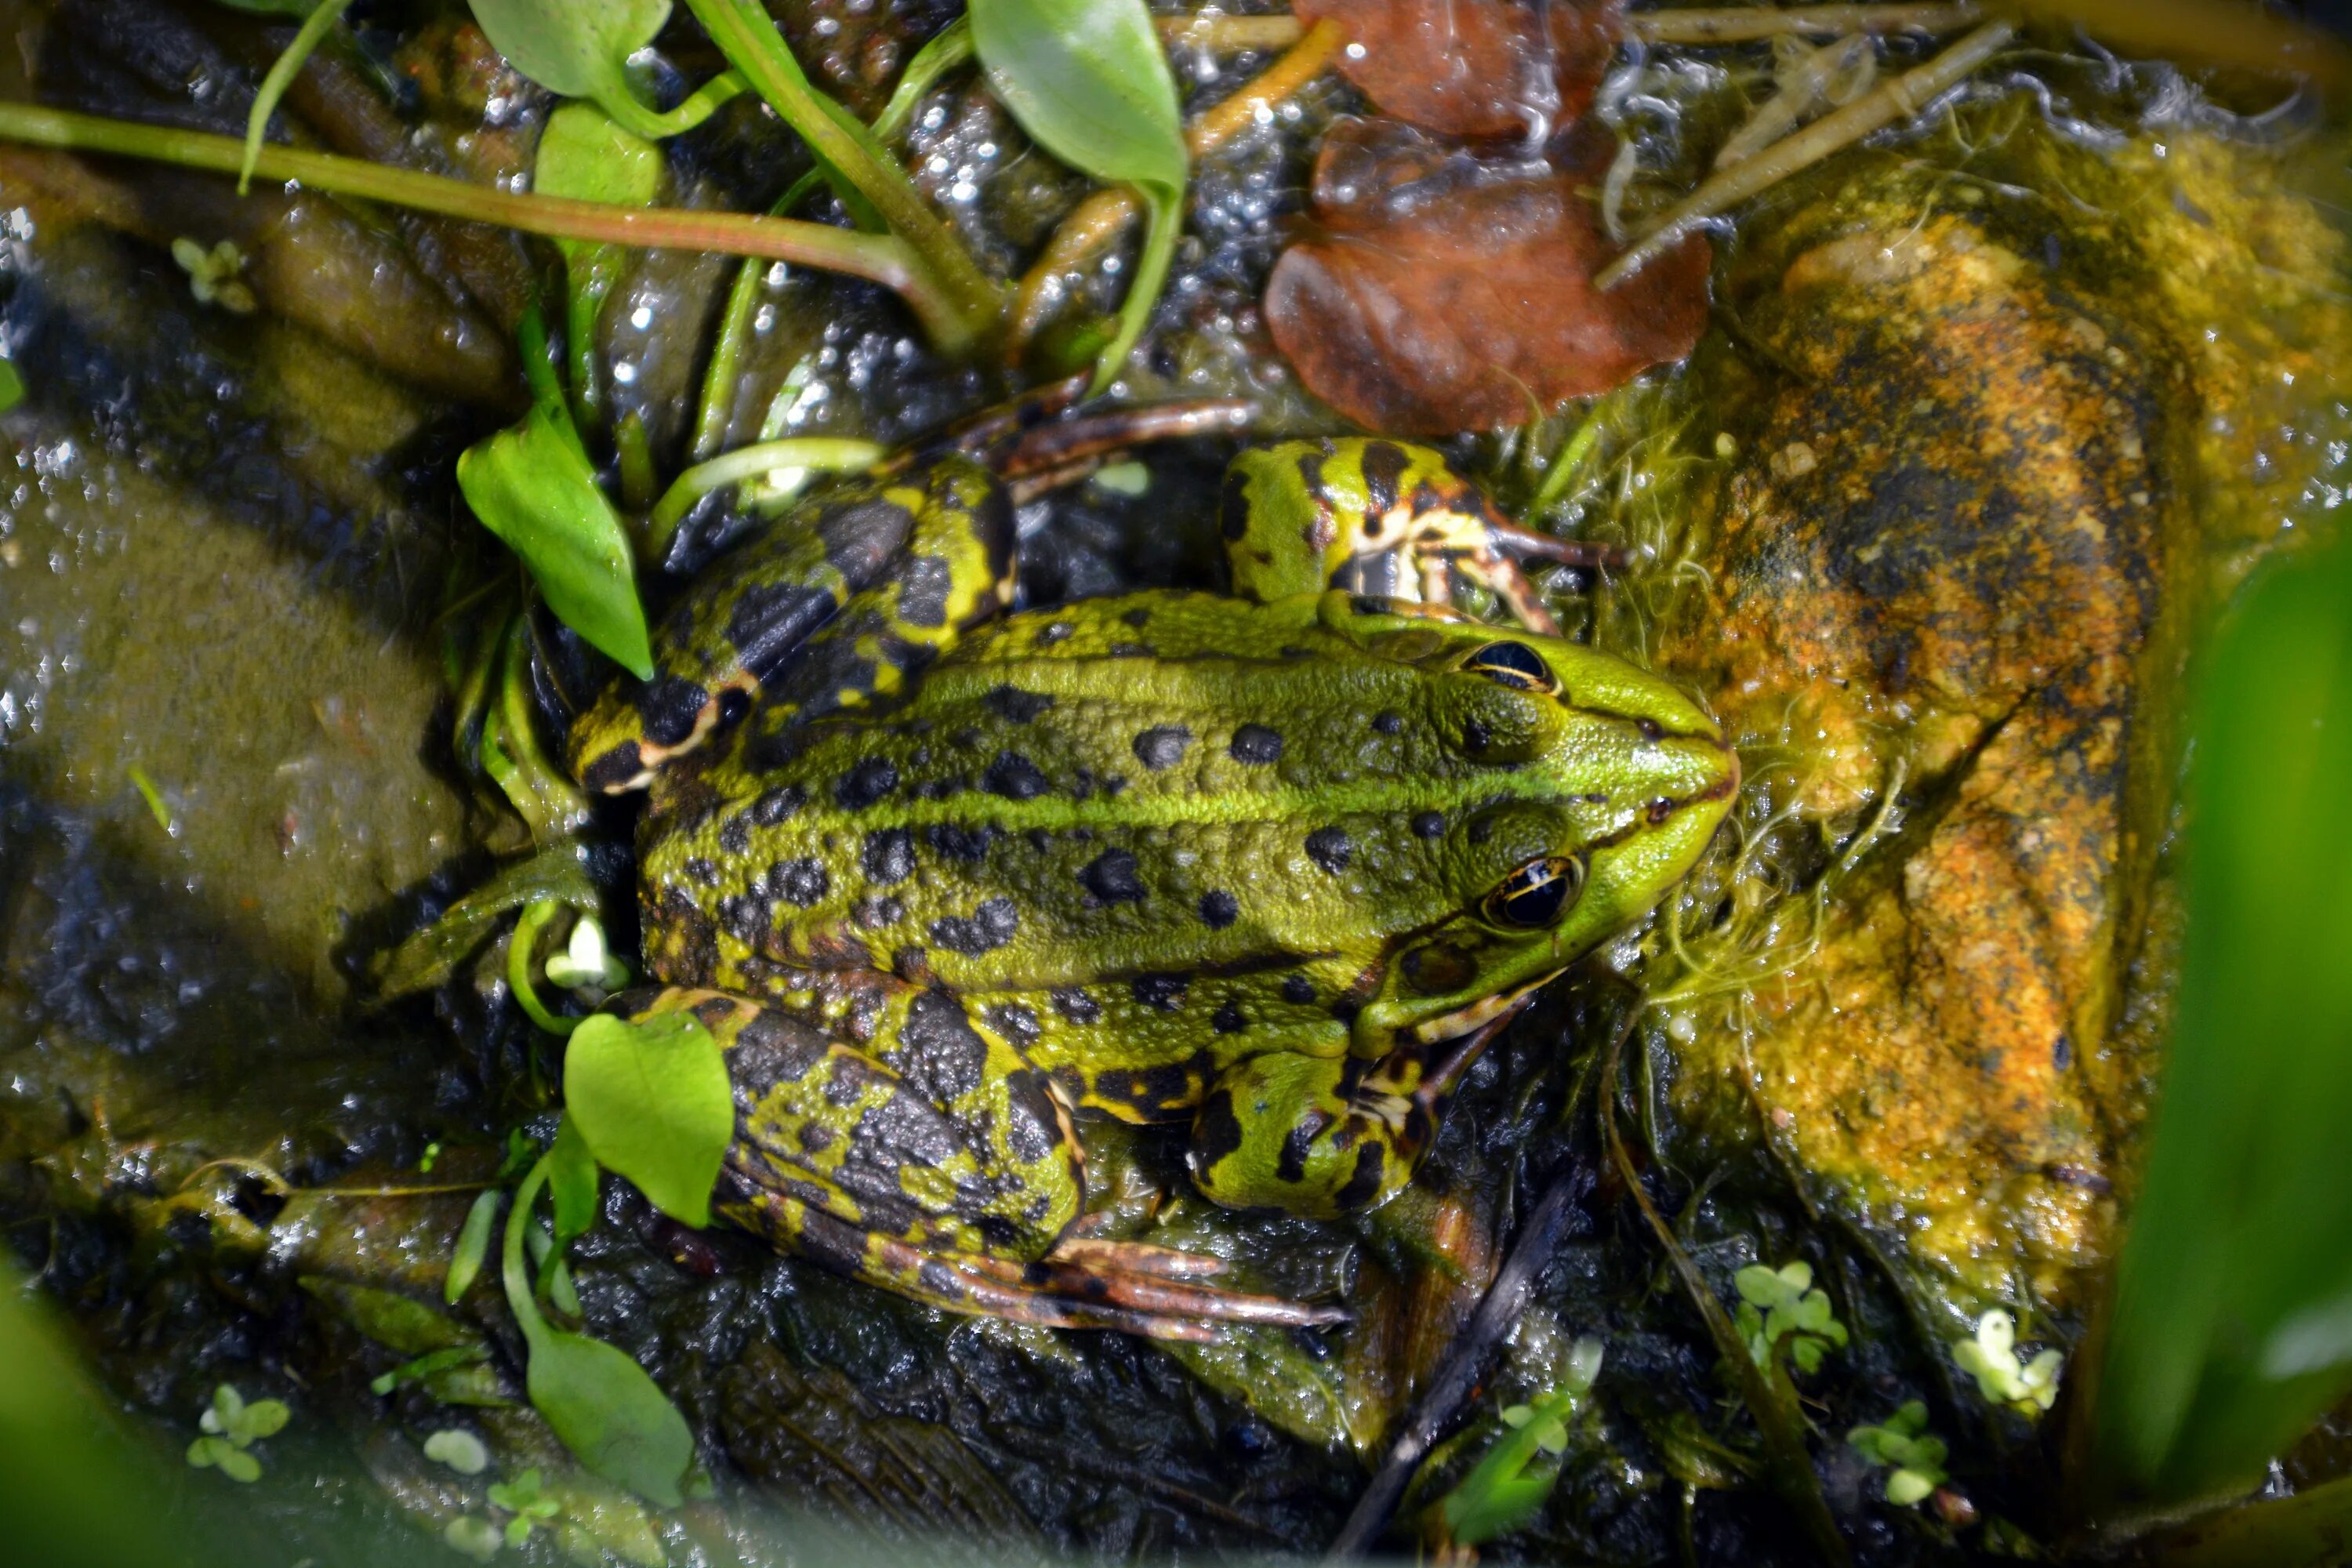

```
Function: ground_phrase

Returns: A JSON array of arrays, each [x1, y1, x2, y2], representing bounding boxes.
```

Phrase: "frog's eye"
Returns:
[[1462, 641, 1557, 695], [1483, 855, 1585, 928]]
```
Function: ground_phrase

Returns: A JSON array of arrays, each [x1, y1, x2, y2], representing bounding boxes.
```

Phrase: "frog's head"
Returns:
[[1338, 606, 1739, 1049]]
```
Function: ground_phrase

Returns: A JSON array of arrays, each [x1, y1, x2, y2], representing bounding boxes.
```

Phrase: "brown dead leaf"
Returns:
[[1294, 0, 1627, 137], [1265, 119, 1709, 434]]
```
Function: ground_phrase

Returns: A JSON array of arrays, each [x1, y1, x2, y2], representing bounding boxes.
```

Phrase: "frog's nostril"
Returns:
[[716, 688, 753, 730]]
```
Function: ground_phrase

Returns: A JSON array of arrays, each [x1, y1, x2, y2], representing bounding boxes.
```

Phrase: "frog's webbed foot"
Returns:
[[731, 1173, 1341, 1342]]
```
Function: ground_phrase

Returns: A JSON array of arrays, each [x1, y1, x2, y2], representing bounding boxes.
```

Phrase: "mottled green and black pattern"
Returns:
[[576, 435, 1737, 1334], [567, 457, 1011, 793]]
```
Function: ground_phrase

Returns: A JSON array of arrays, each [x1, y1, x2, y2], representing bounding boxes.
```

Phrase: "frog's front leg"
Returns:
[[1220, 438, 1615, 633], [629, 988, 1342, 1339], [568, 456, 1011, 792]]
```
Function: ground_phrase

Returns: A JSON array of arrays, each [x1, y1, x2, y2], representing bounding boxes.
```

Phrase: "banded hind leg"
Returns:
[[631, 987, 1343, 1338], [1188, 998, 1536, 1220], [1219, 438, 1621, 634], [568, 455, 1013, 792]]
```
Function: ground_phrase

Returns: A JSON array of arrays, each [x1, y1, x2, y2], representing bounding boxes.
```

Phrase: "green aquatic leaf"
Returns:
[[466, 0, 677, 139], [185, 1434, 262, 1482], [546, 1115, 602, 1243], [968, 0, 1185, 387], [456, 397, 653, 679], [564, 1011, 731, 1228], [423, 1427, 492, 1475], [239, 0, 354, 193], [374, 841, 597, 996], [447, 1189, 503, 1305], [0, 357, 24, 412], [2089, 526, 2352, 1508], [534, 103, 663, 412], [502, 1158, 695, 1506], [368, 1345, 497, 1401], [1436, 1385, 1588, 1547], [527, 1326, 694, 1508], [969, 0, 1181, 191]]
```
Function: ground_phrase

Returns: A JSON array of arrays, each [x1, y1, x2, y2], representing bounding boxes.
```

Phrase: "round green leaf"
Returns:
[[968, 0, 1185, 194], [468, 0, 670, 103], [524, 1327, 693, 1508], [563, 1011, 731, 1227]]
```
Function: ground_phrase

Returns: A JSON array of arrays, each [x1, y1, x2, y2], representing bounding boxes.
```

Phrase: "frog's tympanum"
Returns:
[[566, 437, 1735, 1336]]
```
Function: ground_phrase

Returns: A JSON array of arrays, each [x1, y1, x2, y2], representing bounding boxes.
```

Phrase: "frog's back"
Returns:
[[637, 590, 1727, 1117]]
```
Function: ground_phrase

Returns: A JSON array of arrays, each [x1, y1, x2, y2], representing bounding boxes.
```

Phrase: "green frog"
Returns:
[[565, 430, 1736, 1338]]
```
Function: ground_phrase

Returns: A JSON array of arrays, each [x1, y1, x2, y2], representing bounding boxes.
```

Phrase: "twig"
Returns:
[[1007, 19, 1347, 360], [1632, 3, 1982, 44], [1152, 13, 1311, 53], [1595, 19, 2016, 290], [678, 0, 1003, 342], [1598, 1022, 1853, 1566], [0, 101, 979, 348], [1142, 5, 1987, 52], [1325, 1166, 1590, 1559]]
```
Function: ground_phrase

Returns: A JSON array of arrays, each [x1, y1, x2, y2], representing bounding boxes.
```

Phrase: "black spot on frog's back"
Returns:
[[984, 685, 1055, 723], [768, 858, 830, 906], [1080, 848, 1148, 905], [1051, 987, 1101, 1024], [862, 828, 915, 884], [930, 896, 1020, 955], [887, 989, 989, 1100], [1305, 827, 1353, 873], [1230, 724, 1283, 764], [984, 751, 1050, 800], [1196, 890, 1238, 928], [1193, 1088, 1245, 1168], [817, 495, 918, 580], [1133, 725, 1192, 771], [895, 554, 953, 627], [1131, 973, 1190, 1011], [836, 757, 899, 809]]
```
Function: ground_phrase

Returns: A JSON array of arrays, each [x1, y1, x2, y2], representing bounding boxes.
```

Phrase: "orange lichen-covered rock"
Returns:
[[1653, 212, 2190, 1317], [1645, 125, 2352, 1321]]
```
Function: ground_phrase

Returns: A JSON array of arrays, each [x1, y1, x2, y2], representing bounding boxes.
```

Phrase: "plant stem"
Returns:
[[0, 101, 979, 349], [1629, 3, 1981, 43], [1595, 19, 2016, 290], [1153, 13, 1307, 52], [501, 1157, 555, 1352], [240, 0, 356, 193], [1007, 17, 1345, 359], [649, 437, 885, 554], [507, 899, 582, 1036], [677, 0, 1001, 336]]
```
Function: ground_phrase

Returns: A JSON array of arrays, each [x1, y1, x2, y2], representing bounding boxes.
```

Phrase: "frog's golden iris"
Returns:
[[563, 435, 1737, 1338]]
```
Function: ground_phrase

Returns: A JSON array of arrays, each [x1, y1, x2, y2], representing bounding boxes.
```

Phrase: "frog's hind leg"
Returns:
[[568, 458, 1011, 792], [1189, 999, 1534, 1221], [648, 988, 1339, 1338], [1222, 438, 1622, 635]]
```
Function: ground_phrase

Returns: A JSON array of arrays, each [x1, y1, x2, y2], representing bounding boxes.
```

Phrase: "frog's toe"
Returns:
[[1046, 1234, 1226, 1280], [735, 1182, 1338, 1340]]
